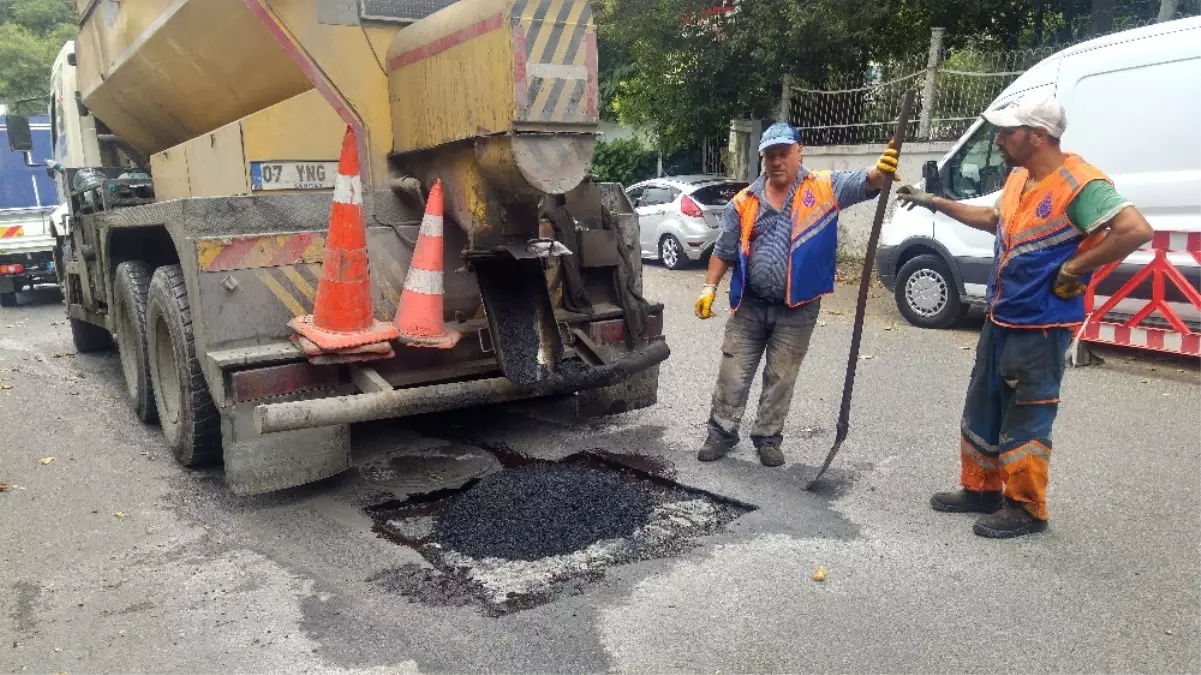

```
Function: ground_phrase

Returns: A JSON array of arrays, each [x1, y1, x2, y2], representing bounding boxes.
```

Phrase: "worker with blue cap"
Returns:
[[694, 121, 899, 467]]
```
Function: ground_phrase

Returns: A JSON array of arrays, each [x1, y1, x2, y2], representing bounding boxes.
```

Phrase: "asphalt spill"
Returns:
[[365, 451, 753, 616]]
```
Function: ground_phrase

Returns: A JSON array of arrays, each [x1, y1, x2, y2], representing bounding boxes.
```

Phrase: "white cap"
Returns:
[[982, 94, 1067, 138]]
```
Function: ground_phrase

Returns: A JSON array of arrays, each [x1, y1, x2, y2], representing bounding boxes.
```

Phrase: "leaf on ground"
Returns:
[[0, 483, 8, 492], [812, 565, 828, 582], [961, 346, 972, 350], [860, 354, 874, 360], [113, 511, 128, 519], [38, 457, 55, 465], [0, 384, 12, 390], [818, 321, 828, 327]]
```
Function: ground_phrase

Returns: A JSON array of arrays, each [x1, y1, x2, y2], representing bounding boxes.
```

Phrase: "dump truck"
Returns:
[[5, 0, 668, 495]]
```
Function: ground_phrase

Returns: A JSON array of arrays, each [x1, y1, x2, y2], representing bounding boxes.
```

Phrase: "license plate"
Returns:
[[250, 161, 338, 191]]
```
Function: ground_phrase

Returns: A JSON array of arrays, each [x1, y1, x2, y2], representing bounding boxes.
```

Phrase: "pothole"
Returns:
[[364, 451, 754, 616]]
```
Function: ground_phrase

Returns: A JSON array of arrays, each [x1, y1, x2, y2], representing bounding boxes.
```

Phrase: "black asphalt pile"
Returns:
[[435, 463, 655, 561]]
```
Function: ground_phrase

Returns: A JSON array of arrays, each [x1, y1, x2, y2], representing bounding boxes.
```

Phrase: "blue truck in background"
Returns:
[[0, 114, 59, 308]]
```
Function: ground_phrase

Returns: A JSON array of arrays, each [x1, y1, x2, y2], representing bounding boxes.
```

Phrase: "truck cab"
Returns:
[[0, 113, 59, 307]]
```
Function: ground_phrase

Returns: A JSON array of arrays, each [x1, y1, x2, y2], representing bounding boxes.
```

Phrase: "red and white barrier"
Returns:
[[1076, 231, 1201, 358]]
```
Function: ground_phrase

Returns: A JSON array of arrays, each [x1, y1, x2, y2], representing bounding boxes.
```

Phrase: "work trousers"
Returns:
[[707, 297, 819, 448], [960, 319, 1070, 521]]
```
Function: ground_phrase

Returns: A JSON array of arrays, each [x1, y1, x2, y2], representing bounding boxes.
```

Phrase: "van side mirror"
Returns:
[[921, 160, 942, 196], [5, 114, 33, 152]]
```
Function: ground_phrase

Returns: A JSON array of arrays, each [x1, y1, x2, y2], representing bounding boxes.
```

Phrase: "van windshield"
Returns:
[[946, 122, 1010, 200]]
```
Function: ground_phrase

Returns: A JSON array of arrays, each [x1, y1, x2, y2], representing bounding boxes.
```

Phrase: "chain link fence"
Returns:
[[784, 1, 1199, 145]]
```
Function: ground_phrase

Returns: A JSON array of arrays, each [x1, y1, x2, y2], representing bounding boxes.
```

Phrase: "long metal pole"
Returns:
[[806, 89, 916, 490]]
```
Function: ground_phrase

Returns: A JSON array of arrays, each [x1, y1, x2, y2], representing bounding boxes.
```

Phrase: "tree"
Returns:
[[0, 0, 76, 112]]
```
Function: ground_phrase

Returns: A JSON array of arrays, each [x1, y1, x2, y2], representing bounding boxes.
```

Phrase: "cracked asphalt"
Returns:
[[1, 266, 1198, 674]]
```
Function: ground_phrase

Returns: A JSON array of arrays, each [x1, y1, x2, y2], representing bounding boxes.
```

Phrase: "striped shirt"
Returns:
[[714, 168, 877, 303]]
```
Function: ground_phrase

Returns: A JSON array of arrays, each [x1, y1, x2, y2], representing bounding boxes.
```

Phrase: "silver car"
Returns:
[[626, 175, 748, 270]]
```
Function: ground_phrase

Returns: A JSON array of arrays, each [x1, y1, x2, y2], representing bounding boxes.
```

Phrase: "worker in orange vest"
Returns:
[[896, 95, 1153, 538], [694, 121, 899, 468]]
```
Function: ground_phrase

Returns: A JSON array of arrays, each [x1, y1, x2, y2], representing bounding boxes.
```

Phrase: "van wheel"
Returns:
[[146, 265, 221, 467], [895, 254, 965, 329], [113, 261, 158, 424]]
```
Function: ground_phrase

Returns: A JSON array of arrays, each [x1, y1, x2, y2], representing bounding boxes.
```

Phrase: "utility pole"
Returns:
[[1158, 0, 1179, 22], [917, 27, 945, 140], [778, 74, 792, 123]]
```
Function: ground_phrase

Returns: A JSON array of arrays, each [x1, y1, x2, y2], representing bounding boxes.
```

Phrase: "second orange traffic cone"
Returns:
[[394, 179, 461, 349], [290, 125, 398, 353]]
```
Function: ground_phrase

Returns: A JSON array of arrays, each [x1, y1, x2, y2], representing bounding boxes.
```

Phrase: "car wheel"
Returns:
[[659, 235, 688, 270], [0, 291, 15, 308], [894, 254, 965, 329]]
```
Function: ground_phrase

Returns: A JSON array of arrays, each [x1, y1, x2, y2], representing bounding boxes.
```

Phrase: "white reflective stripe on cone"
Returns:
[[403, 266, 444, 295], [419, 214, 444, 238], [333, 174, 363, 206]]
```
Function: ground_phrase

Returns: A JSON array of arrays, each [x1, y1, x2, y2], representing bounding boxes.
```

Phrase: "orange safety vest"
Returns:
[[729, 171, 840, 310], [988, 154, 1110, 328]]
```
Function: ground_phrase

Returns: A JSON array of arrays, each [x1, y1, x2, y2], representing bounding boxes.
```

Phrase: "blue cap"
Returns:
[[759, 122, 802, 152]]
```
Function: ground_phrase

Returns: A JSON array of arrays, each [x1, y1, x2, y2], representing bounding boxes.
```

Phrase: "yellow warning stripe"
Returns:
[[197, 233, 325, 272], [256, 269, 307, 317]]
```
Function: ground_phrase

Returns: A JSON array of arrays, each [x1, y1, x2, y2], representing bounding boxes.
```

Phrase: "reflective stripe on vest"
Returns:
[[987, 154, 1110, 328], [729, 172, 840, 311]]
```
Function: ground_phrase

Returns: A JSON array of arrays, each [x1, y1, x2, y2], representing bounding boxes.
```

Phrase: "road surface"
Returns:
[[1, 267, 1197, 674]]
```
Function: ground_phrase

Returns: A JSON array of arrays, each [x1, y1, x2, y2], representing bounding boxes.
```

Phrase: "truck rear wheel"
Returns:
[[70, 318, 113, 353], [146, 265, 220, 467], [113, 261, 158, 424]]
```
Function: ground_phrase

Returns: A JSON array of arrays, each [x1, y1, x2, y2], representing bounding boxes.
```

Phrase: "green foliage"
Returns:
[[0, 0, 75, 110], [590, 137, 658, 187], [596, 0, 1197, 153]]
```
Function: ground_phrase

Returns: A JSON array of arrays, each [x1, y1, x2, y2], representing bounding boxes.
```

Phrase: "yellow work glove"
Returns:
[[695, 284, 717, 319], [876, 142, 901, 181], [1053, 264, 1088, 299]]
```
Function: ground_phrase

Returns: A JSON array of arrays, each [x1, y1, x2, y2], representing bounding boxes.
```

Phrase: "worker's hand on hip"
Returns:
[[1053, 264, 1088, 299], [695, 285, 717, 319], [876, 142, 901, 181], [896, 185, 935, 211]]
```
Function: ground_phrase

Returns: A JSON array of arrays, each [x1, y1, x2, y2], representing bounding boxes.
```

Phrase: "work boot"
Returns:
[[973, 499, 1048, 539], [930, 488, 1003, 514], [756, 443, 785, 468], [697, 438, 735, 462]]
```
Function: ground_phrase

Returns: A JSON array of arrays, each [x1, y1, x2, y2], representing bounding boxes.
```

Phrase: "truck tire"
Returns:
[[70, 318, 113, 353], [894, 254, 966, 329], [146, 265, 220, 467], [0, 292, 15, 308], [113, 261, 158, 424]]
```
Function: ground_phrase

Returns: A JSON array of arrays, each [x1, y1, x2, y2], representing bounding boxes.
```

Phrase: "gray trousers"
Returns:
[[707, 297, 819, 447]]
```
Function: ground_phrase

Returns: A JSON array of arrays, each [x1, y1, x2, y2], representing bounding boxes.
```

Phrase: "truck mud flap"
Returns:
[[253, 340, 670, 435], [223, 400, 351, 496]]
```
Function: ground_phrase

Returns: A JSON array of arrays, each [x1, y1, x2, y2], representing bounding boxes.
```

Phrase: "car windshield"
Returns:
[[688, 181, 747, 206]]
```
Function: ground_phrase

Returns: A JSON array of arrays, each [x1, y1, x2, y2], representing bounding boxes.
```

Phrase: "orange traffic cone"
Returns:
[[290, 126, 398, 355], [394, 179, 461, 349]]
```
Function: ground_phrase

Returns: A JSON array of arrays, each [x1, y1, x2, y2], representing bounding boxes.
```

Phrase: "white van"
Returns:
[[876, 16, 1201, 329]]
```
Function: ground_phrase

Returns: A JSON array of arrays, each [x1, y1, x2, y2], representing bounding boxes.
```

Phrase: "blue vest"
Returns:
[[729, 171, 840, 310], [988, 155, 1109, 328]]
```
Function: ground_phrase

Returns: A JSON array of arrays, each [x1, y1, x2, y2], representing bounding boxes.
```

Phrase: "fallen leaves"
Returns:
[[0, 483, 8, 492], [113, 511, 128, 519], [38, 457, 56, 465], [0, 384, 12, 390], [812, 565, 828, 582]]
